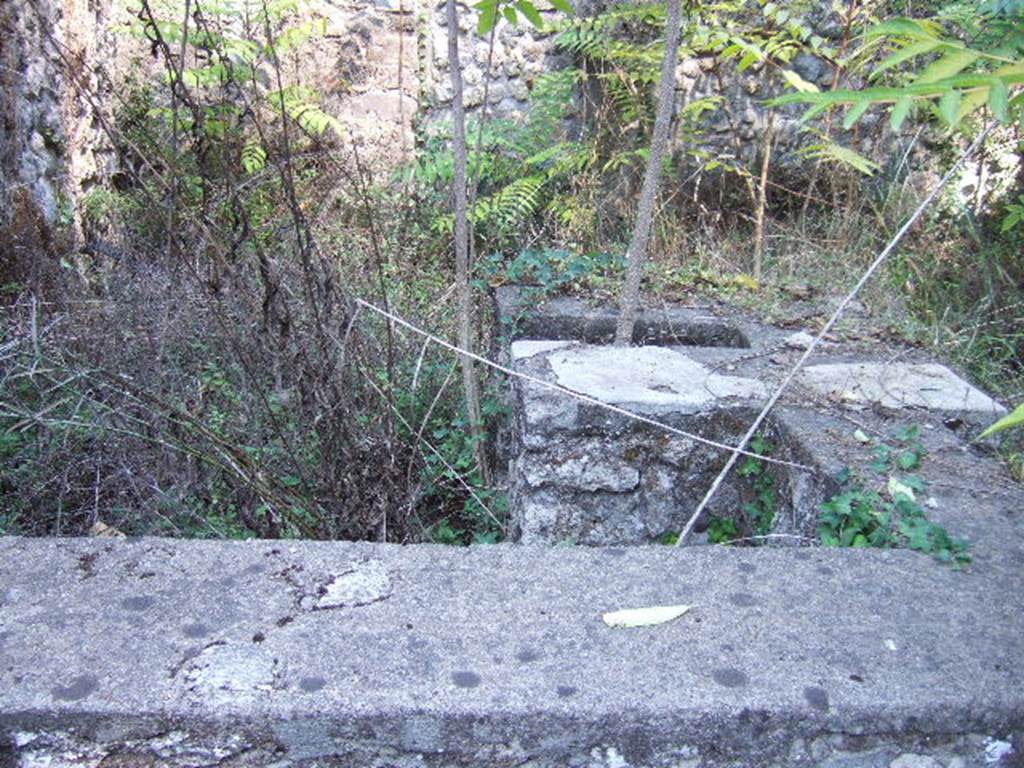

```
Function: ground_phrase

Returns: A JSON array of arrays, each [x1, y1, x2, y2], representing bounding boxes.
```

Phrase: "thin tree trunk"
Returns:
[[613, 0, 684, 346], [446, 0, 491, 486], [752, 113, 773, 283]]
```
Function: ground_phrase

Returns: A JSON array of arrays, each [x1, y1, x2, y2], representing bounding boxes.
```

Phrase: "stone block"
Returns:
[[520, 449, 640, 493], [544, 345, 766, 409], [800, 362, 1007, 417]]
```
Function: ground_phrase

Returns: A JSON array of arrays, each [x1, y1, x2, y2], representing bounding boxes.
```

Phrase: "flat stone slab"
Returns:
[[511, 339, 574, 360], [544, 345, 767, 408], [1, 514, 1023, 766], [801, 362, 1007, 416]]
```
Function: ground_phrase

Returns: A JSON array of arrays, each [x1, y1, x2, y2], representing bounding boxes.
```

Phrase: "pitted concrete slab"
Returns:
[[546, 345, 767, 408], [801, 362, 1007, 417], [1, 487, 1023, 767]]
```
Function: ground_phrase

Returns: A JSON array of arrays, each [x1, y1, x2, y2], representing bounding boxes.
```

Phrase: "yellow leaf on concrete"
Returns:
[[602, 604, 692, 628]]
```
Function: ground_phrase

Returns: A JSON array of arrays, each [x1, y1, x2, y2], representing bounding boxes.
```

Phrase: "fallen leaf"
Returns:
[[888, 476, 916, 502], [89, 520, 125, 538], [602, 604, 692, 629], [853, 429, 871, 444]]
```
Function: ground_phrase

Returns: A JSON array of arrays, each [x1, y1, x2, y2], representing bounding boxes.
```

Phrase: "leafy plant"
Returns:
[[819, 426, 970, 566], [707, 515, 740, 544], [475, 0, 572, 35], [736, 435, 778, 536], [476, 247, 625, 294], [771, 8, 1024, 130], [705, 435, 778, 545], [980, 402, 1024, 438], [869, 424, 926, 473]]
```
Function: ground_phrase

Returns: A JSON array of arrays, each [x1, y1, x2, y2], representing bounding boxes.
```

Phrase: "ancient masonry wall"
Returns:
[[1, 0, 125, 228], [0, 0, 569, 232], [3, 0, 850, 235]]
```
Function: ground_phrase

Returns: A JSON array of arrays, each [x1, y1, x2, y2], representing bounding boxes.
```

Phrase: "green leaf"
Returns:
[[957, 85, 992, 122], [897, 450, 921, 470], [800, 142, 880, 176], [842, 100, 872, 129], [914, 49, 979, 85], [938, 89, 962, 126], [901, 475, 926, 492], [798, 101, 832, 123], [988, 77, 1009, 122], [476, 0, 497, 35], [870, 40, 942, 80], [548, 0, 573, 15], [241, 139, 267, 175], [516, 0, 544, 28], [890, 96, 913, 130], [503, 5, 518, 24], [979, 402, 1024, 438], [867, 18, 942, 42], [894, 425, 920, 442], [738, 50, 762, 71], [781, 68, 819, 93]]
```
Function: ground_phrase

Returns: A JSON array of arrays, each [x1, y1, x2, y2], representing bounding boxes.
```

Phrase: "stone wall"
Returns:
[[0, 0, 882, 240], [0, 0, 123, 230], [0, 0, 567, 233], [423, 1, 566, 118]]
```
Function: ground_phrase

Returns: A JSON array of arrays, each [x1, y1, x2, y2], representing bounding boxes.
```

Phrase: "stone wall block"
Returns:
[[520, 448, 641, 493]]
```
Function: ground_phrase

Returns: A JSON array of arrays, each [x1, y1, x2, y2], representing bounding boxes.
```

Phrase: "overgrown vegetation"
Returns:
[[1, 0, 1021, 544], [819, 426, 971, 567], [706, 435, 778, 544]]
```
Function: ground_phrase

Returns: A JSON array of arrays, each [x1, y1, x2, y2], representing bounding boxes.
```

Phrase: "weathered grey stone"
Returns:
[[888, 755, 941, 768], [983, 739, 1015, 764], [511, 339, 574, 360], [517, 488, 649, 544], [521, 451, 640, 493], [314, 559, 392, 609], [546, 346, 766, 408], [792, 52, 833, 86], [800, 362, 1006, 417], [784, 330, 815, 350], [519, 381, 580, 443], [182, 643, 281, 702], [1, 532, 1023, 766]]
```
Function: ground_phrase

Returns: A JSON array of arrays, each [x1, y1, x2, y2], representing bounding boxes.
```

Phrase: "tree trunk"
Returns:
[[613, 0, 684, 346], [752, 113, 773, 283], [446, 0, 491, 486]]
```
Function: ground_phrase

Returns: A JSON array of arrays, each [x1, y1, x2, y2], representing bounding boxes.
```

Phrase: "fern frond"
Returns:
[[473, 174, 546, 228], [241, 138, 267, 175], [798, 142, 881, 176], [268, 86, 345, 137]]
